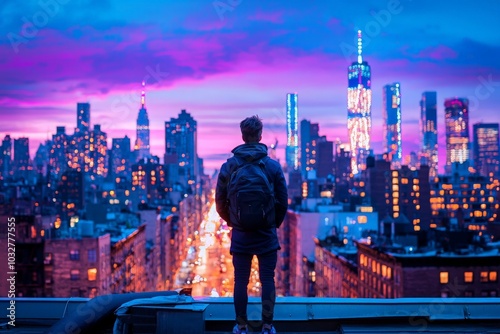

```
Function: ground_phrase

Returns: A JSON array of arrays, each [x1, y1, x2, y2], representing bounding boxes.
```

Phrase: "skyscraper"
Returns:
[[382, 83, 402, 169], [473, 123, 499, 178], [1, 135, 12, 181], [444, 98, 470, 173], [347, 30, 372, 175], [135, 82, 150, 161], [164, 109, 198, 185], [76, 103, 90, 134], [419, 92, 438, 178], [13, 137, 30, 179], [286, 93, 299, 171], [90, 124, 108, 178], [110, 136, 131, 179], [300, 119, 320, 178], [49, 126, 68, 177]]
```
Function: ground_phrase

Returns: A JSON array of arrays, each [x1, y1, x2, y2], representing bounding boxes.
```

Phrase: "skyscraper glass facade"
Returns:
[[347, 31, 372, 175]]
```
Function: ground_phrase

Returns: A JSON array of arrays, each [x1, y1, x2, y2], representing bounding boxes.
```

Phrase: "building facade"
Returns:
[[286, 93, 299, 171], [473, 123, 499, 178], [420, 92, 438, 179], [382, 83, 402, 169], [444, 98, 470, 173]]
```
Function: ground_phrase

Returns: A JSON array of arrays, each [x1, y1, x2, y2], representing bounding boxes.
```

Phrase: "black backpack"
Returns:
[[227, 157, 276, 231]]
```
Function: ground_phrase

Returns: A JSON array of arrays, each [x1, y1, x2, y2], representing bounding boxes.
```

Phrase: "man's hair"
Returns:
[[240, 115, 263, 143]]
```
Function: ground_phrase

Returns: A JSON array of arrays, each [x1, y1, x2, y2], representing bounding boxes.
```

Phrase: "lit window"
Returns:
[[440, 272, 449, 284], [480, 271, 488, 282], [87, 268, 97, 281], [464, 272, 473, 283], [490, 271, 497, 282]]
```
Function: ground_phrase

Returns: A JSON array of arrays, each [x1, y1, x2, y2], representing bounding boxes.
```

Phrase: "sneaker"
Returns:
[[262, 324, 276, 334], [232, 324, 248, 334]]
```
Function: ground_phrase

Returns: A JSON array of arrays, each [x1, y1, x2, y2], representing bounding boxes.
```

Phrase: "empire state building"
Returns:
[[135, 82, 150, 161]]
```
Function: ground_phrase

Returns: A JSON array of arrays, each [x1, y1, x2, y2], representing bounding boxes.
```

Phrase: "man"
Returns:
[[216, 115, 288, 334]]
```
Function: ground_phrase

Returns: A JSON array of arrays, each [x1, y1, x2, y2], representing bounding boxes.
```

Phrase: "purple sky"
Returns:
[[1, 0, 499, 174]]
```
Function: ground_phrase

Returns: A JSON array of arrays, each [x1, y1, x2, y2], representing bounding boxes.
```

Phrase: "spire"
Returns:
[[141, 81, 146, 108], [357, 30, 363, 64]]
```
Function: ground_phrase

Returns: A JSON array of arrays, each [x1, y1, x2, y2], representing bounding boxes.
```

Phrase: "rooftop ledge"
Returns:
[[1, 293, 500, 333]]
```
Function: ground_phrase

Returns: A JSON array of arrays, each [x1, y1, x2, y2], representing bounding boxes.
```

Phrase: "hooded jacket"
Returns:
[[215, 143, 288, 255]]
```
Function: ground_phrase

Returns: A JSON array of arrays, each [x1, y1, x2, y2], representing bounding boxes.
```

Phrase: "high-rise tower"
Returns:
[[444, 98, 470, 173], [473, 123, 499, 178], [76, 103, 90, 134], [135, 82, 151, 161], [347, 30, 372, 175], [420, 92, 438, 178], [286, 93, 299, 171], [164, 109, 198, 185], [382, 83, 402, 169]]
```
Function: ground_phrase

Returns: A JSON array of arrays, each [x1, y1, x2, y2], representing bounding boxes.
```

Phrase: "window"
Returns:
[[480, 271, 488, 282], [440, 272, 449, 284], [70, 269, 80, 280], [464, 291, 474, 297], [441, 291, 449, 298], [87, 268, 97, 281], [464, 272, 473, 283], [489, 271, 497, 282], [70, 250, 80, 261], [88, 249, 97, 263]]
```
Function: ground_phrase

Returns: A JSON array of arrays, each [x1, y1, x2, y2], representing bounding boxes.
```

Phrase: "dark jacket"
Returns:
[[215, 143, 288, 255]]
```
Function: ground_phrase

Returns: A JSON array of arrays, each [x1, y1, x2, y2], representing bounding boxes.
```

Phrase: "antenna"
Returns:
[[357, 30, 363, 64], [141, 81, 146, 108]]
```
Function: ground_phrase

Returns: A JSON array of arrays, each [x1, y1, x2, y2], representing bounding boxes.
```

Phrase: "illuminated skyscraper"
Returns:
[[473, 123, 499, 178], [347, 30, 372, 175], [164, 109, 198, 185], [110, 136, 131, 179], [382, 83, 402, 169], [135, 82, 150, 161], [300, 119, 320, 178], [90, 124, 108, 177], [444, 98, 470, 173], [76, 103, 90, 134], [419, 92, 438, 179], [286, 93, 299, 171]]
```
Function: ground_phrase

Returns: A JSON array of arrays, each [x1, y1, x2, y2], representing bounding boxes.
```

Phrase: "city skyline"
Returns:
[[1, 0, 499, 173]]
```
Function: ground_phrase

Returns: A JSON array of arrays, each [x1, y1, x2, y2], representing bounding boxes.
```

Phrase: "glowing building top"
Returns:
[[135, 81, 150, 161], [347, 30, 372, 175]]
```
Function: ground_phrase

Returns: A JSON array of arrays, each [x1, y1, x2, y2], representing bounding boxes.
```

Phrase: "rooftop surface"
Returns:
[[1, 292, 500, 333]]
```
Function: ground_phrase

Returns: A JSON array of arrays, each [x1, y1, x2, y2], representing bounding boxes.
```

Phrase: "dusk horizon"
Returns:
[[1, 0, 499, 174]]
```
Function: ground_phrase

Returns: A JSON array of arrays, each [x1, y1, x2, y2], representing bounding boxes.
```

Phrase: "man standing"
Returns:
[[216, 115, 288, 334]]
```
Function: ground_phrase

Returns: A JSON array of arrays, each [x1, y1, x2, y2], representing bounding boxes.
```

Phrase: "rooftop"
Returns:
[[2, 291, 500, 333]]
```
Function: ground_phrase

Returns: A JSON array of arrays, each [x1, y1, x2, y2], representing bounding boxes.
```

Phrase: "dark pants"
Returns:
[[233, 251, 277, 326]]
